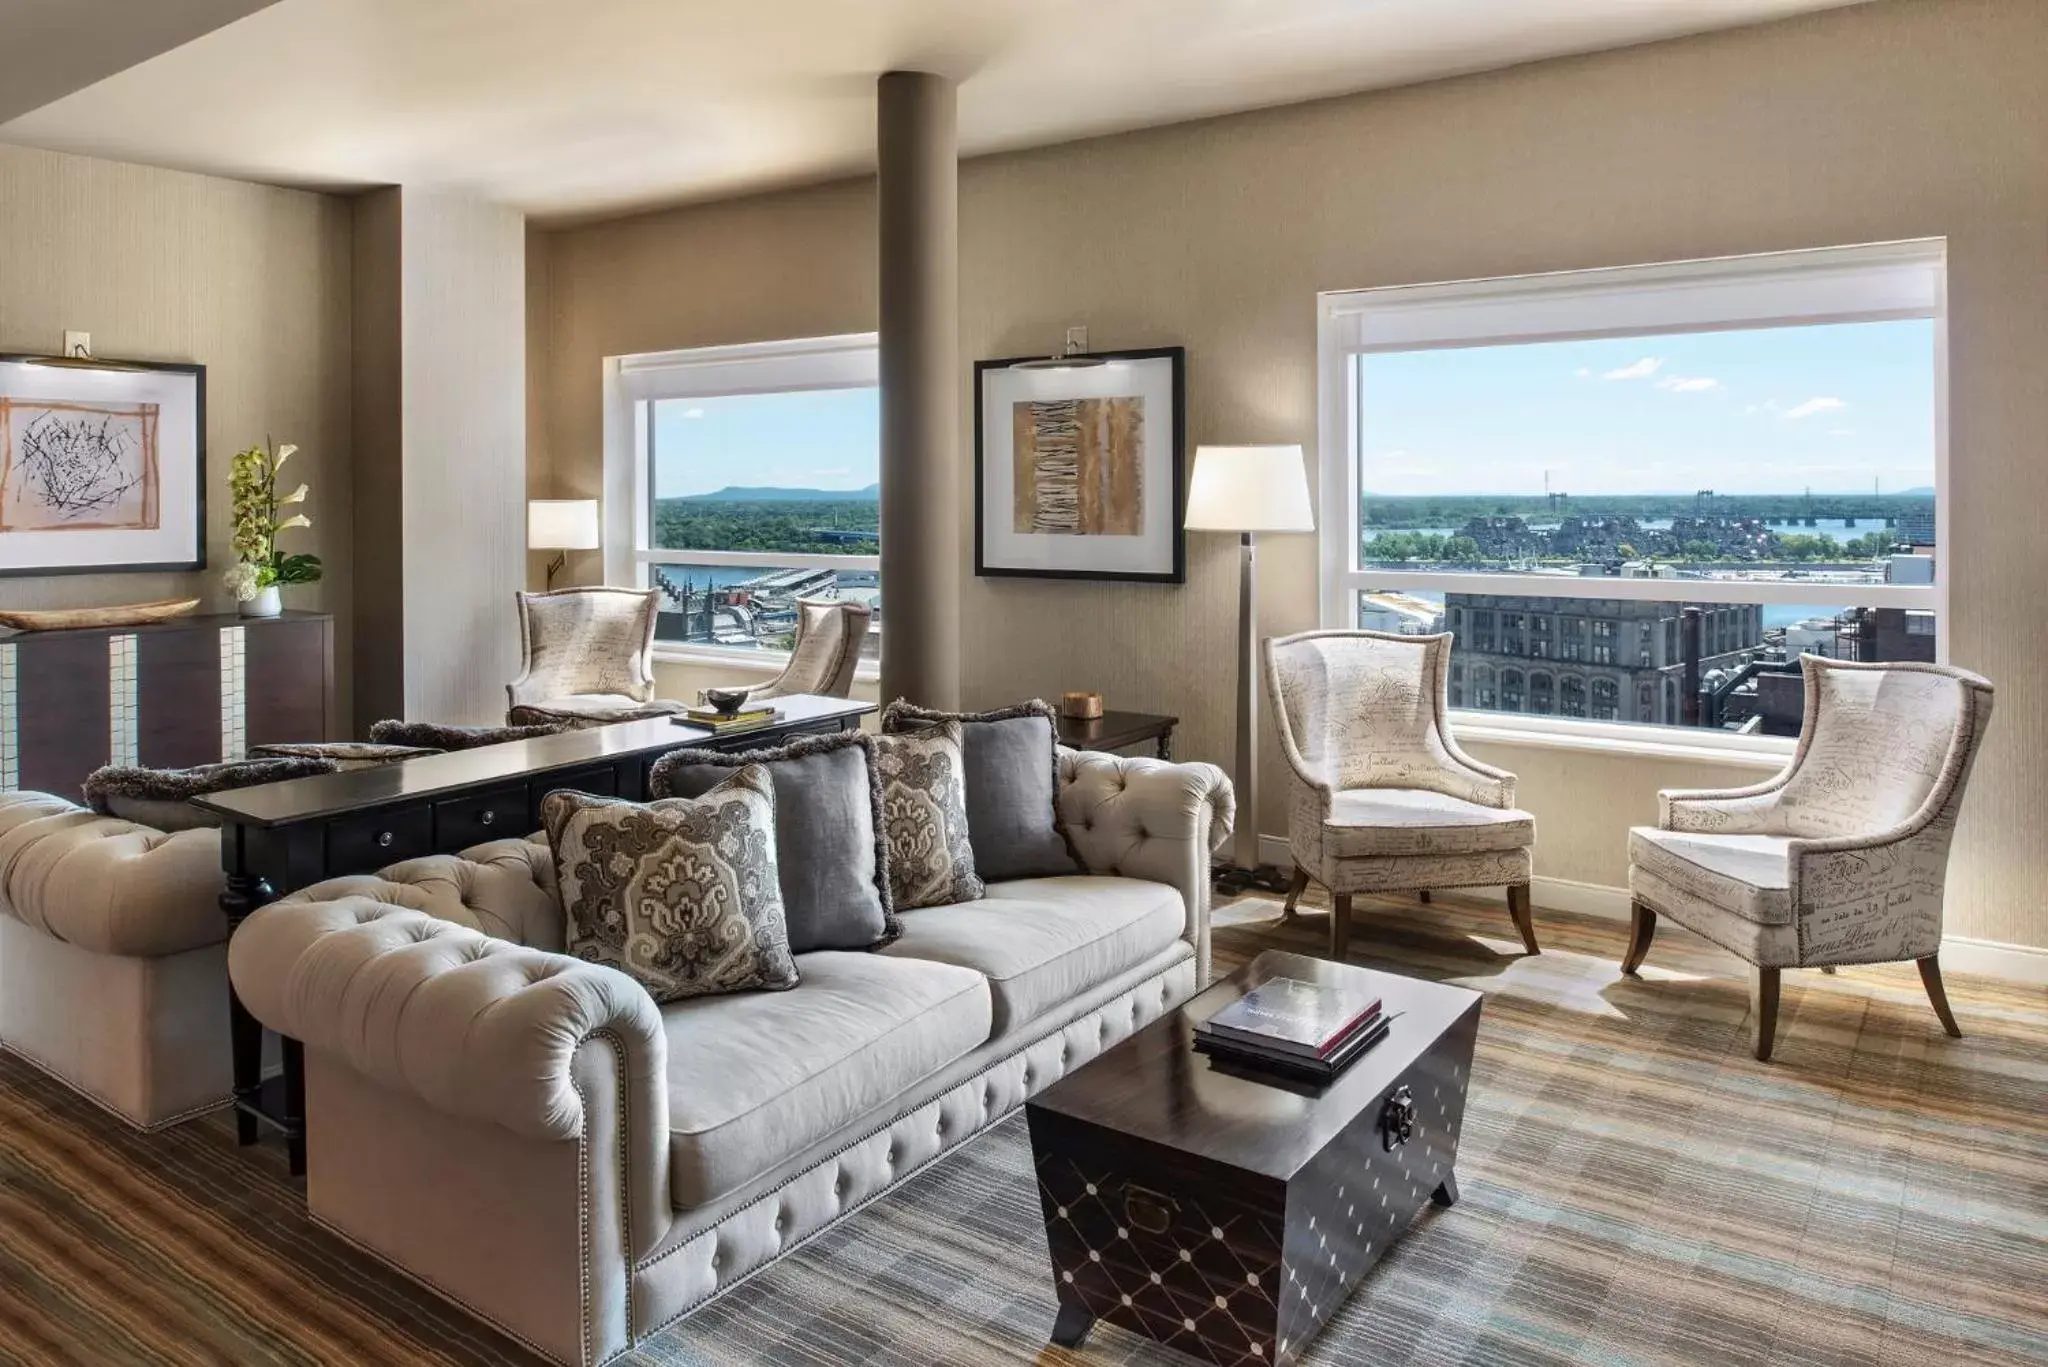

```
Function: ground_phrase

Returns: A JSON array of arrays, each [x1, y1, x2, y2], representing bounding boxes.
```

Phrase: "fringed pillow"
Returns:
[[882, 699, 1079, 881], [83, 757, 341, 832], [871, 721, 983, 910], [368, 719, 569, 751]]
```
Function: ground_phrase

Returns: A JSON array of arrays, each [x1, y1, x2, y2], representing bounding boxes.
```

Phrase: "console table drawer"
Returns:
[[434, 784, 529, 849], [528, 764, 620, 826], [326, 807, 433, 870]]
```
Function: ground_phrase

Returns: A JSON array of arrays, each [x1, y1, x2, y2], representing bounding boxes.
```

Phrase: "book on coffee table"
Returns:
[[1194, 976, 1382, 1062], [1194, 1013, 1392, 1082]]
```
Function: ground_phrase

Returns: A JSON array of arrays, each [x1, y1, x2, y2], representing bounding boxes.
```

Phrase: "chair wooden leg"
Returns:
[[1505, 883, 1539, 955], [1917, 954, 1963, 1038], [1281, 866, 1310, 921], [1329, 893, 1352, 962], [1751, 967, 1781, 1062], [1417, 889, 1432, 904], [1621, 902, 1657, 975]]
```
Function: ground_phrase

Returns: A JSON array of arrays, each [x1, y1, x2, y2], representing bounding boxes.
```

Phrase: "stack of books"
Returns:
[[673, 705, 784, 736], [1193, 976, 1388, 1082]]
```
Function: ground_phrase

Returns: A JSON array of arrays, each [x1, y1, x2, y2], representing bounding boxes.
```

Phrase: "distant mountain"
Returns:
[[677, 484, 879, 502], [1894, 486, 1936, 497]]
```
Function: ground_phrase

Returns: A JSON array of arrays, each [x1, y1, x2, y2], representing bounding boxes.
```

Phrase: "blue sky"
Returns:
[[653, 388, 879, 497], [1359, 319, 1936, 496]]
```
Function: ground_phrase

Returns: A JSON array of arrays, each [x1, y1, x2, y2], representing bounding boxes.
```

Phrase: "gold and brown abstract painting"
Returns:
[[1012, 397, 1143, 536], [0, 398, 161, 533]]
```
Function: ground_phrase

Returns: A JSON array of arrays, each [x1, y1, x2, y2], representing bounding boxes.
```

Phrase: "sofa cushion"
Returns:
[[650, 731, 895, 952], [81, 756, 340, 832], [1628, 827, 1794, 924], [249, 741, 440, 770], [1323, 788, 1535, 858], [542, 769, 799, 1003], [663, 951, 991, 1209], [882, 699, 1079, 881], [872, 723, 983, 910], [879, 876, 1185, 1037]]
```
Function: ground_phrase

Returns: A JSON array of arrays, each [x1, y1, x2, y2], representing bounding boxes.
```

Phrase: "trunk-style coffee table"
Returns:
[[1026, 950, 1481, 1366]]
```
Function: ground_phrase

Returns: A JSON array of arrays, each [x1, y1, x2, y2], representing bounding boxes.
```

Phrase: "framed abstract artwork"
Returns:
[[974, 346, 1185, 583], [0, 355, 205, 577]]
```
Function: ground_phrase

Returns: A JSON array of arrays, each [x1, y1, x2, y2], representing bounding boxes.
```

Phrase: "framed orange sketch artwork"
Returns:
[[0, 357, 203, 576], [975, 347, 1185, 583]]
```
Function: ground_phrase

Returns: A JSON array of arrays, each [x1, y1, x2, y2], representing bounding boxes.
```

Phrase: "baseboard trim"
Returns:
[[1248, 833, 2048, 982]]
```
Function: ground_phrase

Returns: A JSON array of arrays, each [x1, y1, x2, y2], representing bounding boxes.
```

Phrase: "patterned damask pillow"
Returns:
[[540, 766, 799, 1004], [872, 722, 984, 910]]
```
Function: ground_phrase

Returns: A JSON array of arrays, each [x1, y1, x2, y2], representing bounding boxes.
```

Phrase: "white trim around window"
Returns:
[[602, 332, 881, 670], [1316, 240, 1949, 757]]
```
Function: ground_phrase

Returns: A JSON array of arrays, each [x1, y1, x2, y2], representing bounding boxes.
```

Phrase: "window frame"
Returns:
[[1315, 240, 1949, 760], [601, 333, 881, 673]]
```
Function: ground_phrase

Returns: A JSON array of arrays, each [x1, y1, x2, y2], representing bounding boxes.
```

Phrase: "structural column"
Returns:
[[877, 71, 961, 709]]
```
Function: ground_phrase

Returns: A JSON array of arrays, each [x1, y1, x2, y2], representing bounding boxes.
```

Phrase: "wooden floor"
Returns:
[[1, 889, 2044, 1365]]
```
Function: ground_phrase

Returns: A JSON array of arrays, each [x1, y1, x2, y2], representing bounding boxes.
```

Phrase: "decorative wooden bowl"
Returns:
[[0, 598, 202, 631]]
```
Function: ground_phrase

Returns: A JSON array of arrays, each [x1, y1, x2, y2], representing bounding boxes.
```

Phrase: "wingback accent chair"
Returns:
[[723, 598, 872, 704], [1625, 655, 1993, 1061], [505, 587, 680, 727], [1264, 629, 1539, 961]]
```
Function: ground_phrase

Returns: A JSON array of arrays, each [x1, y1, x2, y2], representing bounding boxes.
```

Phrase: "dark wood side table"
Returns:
[[1057, 709, 1179, 760], [194, 694, 874, 1176], [1027, 949, 1480, 1366]]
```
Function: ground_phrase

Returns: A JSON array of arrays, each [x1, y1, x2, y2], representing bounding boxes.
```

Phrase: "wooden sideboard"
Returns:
[[0, 611, 336, 800]]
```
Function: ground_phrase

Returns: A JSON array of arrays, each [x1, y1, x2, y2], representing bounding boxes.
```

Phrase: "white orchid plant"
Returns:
[[224, 440, 322, 601]]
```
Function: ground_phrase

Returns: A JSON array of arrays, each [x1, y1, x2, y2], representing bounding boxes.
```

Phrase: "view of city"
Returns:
[[1352, 319, 1939, 734], [647, 388, 882, 655]]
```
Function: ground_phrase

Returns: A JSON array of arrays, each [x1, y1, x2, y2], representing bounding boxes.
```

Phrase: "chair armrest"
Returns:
[[1783, 805, 1961, 965], [0, 792, 224, 957], [1658, 773, 1793, 834], [1432, 733, 1518, 808], [1057, 750, 1233, 983], [228, 899, 667, 1149]]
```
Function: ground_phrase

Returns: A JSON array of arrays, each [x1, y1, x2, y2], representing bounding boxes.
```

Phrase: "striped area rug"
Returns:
[[2, 892, 2044, 1365]]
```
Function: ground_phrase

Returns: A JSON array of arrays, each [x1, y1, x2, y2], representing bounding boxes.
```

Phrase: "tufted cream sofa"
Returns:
[[228, 749, 1232, 1366], [0, 793, 236, 1129]]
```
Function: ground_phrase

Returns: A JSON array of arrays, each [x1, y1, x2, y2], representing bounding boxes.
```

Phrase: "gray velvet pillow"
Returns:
[[648, 731, 895, 952], [881, 699, 1080, 882], [82, 756, 341, 832]]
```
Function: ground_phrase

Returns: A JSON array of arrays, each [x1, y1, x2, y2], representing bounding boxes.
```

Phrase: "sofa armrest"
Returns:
[[0, 791, 225, 957], [228, 898, 666, 1143], [1057, 749, 1233, 983], [282, 833, 565, 951]]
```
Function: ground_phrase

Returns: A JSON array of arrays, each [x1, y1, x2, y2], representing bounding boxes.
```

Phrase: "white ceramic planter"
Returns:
[[239, 585, 282, 618]]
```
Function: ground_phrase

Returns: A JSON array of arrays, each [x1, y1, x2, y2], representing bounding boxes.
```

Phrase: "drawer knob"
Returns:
[[377, 831, 395, 848], [1123, 1187, 1175, 1235], [480, 809, 496, 826]]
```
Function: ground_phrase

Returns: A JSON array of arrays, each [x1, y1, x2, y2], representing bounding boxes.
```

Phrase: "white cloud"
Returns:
[[1574, 367, 1592, 379], [1784, 397, 1847, 420], [1601, 357, 1664, 381], [1656, 376, 1720, 393], [683, 407, 705, 419]]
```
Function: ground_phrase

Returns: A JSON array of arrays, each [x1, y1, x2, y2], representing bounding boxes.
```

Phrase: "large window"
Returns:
[[1318, 242, 1945, 744], [607, 335, 880, 664]]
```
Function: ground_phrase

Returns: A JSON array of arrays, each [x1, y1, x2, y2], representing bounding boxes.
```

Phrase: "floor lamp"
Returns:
[[1184, 445, 1316, 891]]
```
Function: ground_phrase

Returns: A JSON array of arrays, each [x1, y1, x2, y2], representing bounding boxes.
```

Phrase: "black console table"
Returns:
[[194, 695, 873, 1175]]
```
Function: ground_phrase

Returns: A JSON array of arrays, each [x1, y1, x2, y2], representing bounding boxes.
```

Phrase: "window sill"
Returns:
[[1449, 714, 1792, 769], [651, 641, 881, 685]]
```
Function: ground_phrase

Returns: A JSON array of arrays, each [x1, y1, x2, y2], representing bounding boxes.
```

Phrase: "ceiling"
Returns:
[[1, 0, 1873, 223]]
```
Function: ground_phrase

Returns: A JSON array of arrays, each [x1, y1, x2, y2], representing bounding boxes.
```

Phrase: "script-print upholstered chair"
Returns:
[[1625, 656, 1993, 1062], [722, 598, 873, 704], [1265, 629, 1539, 961], [505, 587, 681, 727]]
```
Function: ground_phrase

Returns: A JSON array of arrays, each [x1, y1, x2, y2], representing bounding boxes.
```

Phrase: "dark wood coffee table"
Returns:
[[1026, 950, 1481, 1366]]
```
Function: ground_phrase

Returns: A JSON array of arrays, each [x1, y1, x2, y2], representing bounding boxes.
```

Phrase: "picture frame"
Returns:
[[0, 354, 206, 578], [974, 346, 1185, 584]]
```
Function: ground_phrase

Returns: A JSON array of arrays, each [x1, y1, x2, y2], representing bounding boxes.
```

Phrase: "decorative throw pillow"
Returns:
[[871, 722, 983, 910], [540, 767, 799, 1003], [650, 731, 896, 952], [368, 719, 569, 750], [882, 699, 1079, 881], [249, 741, 441, 770], [83, 756, 341, 832], [507, 701, 680, 730]]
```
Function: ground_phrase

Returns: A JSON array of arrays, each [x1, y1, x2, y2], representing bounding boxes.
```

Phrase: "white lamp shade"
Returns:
[[528, 499, 601, 550], [1183, 445, 1315, 532]]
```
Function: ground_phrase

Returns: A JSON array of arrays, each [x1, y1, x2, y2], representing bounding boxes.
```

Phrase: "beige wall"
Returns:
[[533, 0, 2048, 949], [0, 142, 355, 727]]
